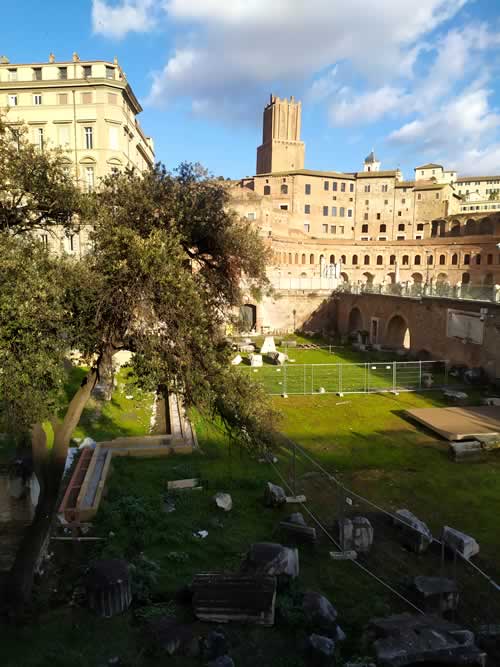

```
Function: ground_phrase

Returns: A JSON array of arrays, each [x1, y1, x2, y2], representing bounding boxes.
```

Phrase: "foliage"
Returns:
[[129, 555, 161, 604], [134, 601, 176, 623]]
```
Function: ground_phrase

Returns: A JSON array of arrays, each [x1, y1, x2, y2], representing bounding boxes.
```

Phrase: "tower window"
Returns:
[[333, 182, 337, 191], [264, 185, 271, 195], [362, 224, 368, 233], [323, 206, 329, 216], [84, 126, 94, 150], [324, 181, 329, 191], [339, 207, 345, 217], [350, 183, 354, 192], [364, 185, 370, 192], [305, 184, 311, 195], [341, 183, 346, 192], [281, 184, 288, 194], [304, 204, 310, 214]]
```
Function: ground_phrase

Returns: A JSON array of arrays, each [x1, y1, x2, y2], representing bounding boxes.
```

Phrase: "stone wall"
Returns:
[[254, 290, 336, 334]]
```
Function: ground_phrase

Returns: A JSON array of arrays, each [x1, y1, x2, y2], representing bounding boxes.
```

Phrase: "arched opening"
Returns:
[[352, 254, 358, 265], [427, 255, 433, 265], [411, 272, 423, 283], [319, 254, 325, 264], [364, 255, 370, 265], [475, 254, 481, 265], [281, 184, 288, 195], [389, 255, 396, 265], [363, 272, 374, 284], [465, 219, 476, 235], [329, 254, 335, 264], [414, 255, 421, 265], [239, 304, 257, 331], [348, 306, 363, 333], [463, 254, 470, 265], [387, 272, 396, 284], [309, 254, 315, 264], [376, 255, 383, 265], [436, 273, 448, 283], [288, 253, 292, 264], [479, 218, 493, 234], [386, 314, 411, 349], [462, 272, 470, 284], [402, 255, 409, 266], [340, 271, 348, 283], [484, 273, 494, 285], [263, 185, 271, 195], [300, 272, 307, 277], [294, 253, 299, 264], [439, 254, 446, 265], [341, 255, 347, 264], [451, 253, 458, 265], [301, 253, 306, 264], [450, 222, 461, 236]]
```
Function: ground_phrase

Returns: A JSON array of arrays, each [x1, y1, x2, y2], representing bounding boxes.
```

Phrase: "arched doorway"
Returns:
[[239, 304, 257, 331], [363, 272, 374, 284], [386, 314, 411, 349], [340, 272, 349, 282], [348, 307, 363, 333], [387, 272, 396, 284]]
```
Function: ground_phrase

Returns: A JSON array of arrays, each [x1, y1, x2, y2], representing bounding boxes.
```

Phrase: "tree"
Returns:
[[0, 117, 274, 610]]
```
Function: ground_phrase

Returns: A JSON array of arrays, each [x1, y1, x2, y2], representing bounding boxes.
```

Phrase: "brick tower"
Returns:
[[256, 95, 305, 174]]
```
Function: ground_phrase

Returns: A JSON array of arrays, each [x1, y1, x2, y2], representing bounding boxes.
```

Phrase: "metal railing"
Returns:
[[336, 281, 500, 303], [242, 360, 450, 395]]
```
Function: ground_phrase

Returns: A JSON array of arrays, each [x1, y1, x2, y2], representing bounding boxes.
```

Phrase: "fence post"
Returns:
[[311, 364, 314, 395], [339, 364, 342, 395], [419, 360, 422, 390], [445, 361, 449, 387], [303, 364, 306, 396], [365, 363, 369, 393], [284, 363, 287, 395], [393, 361, 397, 393]]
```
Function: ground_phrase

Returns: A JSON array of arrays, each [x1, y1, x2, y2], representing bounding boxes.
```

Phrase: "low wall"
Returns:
[[256, 290, 335, 333]]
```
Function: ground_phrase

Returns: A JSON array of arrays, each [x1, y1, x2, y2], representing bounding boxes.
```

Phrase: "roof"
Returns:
[[395, 181, 416, 188], [413, 183, 447, 191], [254, 169, 356, 180], [364, 150, 378, 163], [456, 175, 500, 183], [415, 163, 443, 170], [355, 170, 400, 179]]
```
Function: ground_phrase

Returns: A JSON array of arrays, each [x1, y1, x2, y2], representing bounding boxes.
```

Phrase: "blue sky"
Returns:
[[2, 0, 500, 180]]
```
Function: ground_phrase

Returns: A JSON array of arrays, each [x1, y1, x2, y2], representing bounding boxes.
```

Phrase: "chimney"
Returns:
[[49, 53, 55, 63]]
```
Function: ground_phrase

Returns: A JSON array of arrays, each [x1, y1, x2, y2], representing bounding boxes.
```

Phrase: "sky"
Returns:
[[2, 0, 500, 180]]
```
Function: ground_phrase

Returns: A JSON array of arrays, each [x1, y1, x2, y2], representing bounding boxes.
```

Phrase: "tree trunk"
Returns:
[[4, 362, 102, 614]]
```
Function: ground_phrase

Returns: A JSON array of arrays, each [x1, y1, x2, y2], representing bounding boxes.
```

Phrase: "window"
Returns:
[[398, 223, 405, 231], [452, 253, 458, 265], [32, 67, 42, 81], [377, 255, 383, 265], [305, 183, 311, 195], [58, 93, 68, 105], [476, 254, 481, 265], [487, 254, 493, 265], [84, 126, 93, 150], [68, 235, 75, 252], [439, 254, 446, 265], [333, 182, 338, 191], [8, 68, 17, 81], [108, 125, 119, 150], [363, 213, 368, 221], [301, 254, 306, 264], [376, 213, 381, 220], [322, 224, 328, 233], [35, 127, 44, 150], [436, 192, 440, 199], [349, 183, 354, 192], [463, 254, 470, 265], [364, 185, 371, 192], [396, 235, 405, 240], [362, 224, 368, 233], [323, 206, 329, 216], [397, 211, 402, 216], [380, 224, 386, 233], [365, 200, 369, 205], [58, 125, 70, 146], [402, 255, 409, 265], [264, 185, 271, 195], [341, 255, 346, 264], [381, 184, 388, 192], [85, 166, 94, 192], [417, 223, 424, 231], [341, 182, 346, 192], [339, 207, 345, 217], [33, 93, 42, 105], [8, 94, 17, 106], [340, 226, 344, 234], [304, 223, 310, 233], [81, 92, 92, 104], [402, 198, 406, 204], [304, 204, 310, 214], [281, 184, 288, 194], [352, 254, 358, 265], [279, 204, 288, 211], [83, 65, 92, 77], [330, 225, 336, 234], [414, 255, 421, 265], [58, 67, 68, 80], [310, 254, 315, 264], [106, 66, 115, 79], [389, 255, 396, 265], [324, 181, 329, 191], [247, 212, 256, 221], [384, 200, 388, 205], [417, 193, 422, 200], [332, 206, 337, 216], [427, 255, 433, 265], [364, 255, 370, 265], [347, 209, 353, 218]]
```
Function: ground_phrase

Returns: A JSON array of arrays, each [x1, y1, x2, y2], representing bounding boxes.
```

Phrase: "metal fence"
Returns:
[[242, 360, 450, 395], [337, 281, 500, 303]]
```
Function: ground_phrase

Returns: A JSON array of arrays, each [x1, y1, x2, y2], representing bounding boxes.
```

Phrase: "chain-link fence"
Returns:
[[242, 360, 450, 395]]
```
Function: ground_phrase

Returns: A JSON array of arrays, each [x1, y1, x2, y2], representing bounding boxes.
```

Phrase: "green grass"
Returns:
[[64, 365, 154, 443], [2, 380, 499, 666]]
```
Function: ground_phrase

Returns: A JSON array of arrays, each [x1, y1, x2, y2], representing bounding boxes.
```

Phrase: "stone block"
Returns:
[[442, 526, 479, 560]]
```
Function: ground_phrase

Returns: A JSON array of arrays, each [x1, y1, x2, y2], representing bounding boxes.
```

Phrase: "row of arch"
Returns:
[[272, 250, 500, 268], [337, 270, 495, 286], [348, 307, 412, 350], [431, 217, 497, 237]]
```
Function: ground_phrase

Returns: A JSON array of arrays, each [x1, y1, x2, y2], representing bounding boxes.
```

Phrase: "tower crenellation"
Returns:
[[256, 94, 305, 174]]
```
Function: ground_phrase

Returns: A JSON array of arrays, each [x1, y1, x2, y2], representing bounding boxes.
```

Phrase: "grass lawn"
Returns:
[[2, 387, 499, 666]]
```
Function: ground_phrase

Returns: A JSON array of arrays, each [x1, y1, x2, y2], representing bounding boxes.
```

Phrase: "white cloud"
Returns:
[[143, 0, 468, 115], [329, 86, 409, 125], [92, 0, 157, 40]]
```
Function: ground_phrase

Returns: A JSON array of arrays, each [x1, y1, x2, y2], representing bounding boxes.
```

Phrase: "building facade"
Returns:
[[0, 52, 154, 256], [231, 95, 500, 290]]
